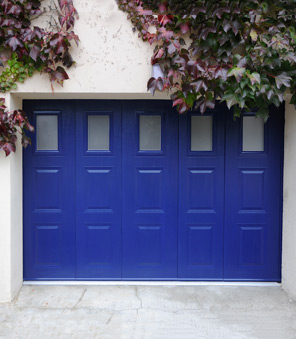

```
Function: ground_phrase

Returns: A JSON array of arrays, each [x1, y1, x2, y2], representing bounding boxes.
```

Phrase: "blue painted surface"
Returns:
[[75, 101, 122, 279], [122, 101, 178, 279], [178, 105, 227, 279], [23, 100, 283, 281], [23, 101, 76, 280], [224, 105, 284, 281]]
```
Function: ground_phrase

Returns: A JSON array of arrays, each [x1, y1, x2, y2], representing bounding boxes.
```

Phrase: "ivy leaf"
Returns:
[[233, 105, 241, 119], [158, 3, 167, 13], [172, 96, 190, 114], [29, 44, 41, 62], [180, 22, 190, 34], [250, 28, 258, 41], [153, 48, 164, 61], [194, 96, 214, 113], [256, 106, 269, 122], [21, 133, 32, 148], [200, 100, 215, 113], [237, 57, 247, 68], [192, 80, 207, 92], [158, 15, 172, 26], [275, 73, 292, 89], [228, 67, 246, 82], [158, 27, 174, 40], [290, 93, 296, 105], [168, 42, 176, 54], [231, 21, 240, 35], [55, 66, 69, 85], [7, 4, 22, 15], [247, 72, 261, 85], [7, 36, 24, 51], [0, 141, 16, 157], [215, 67, 229, 81], [62, 50, 74, 68], [147, 77, 164, 95], [0, 46, 11, 62], [136, 6, 153, 15]]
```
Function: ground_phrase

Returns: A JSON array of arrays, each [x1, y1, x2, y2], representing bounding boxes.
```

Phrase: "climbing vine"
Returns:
[[117, 0, 296, 117], [0, 0, 79, 156]]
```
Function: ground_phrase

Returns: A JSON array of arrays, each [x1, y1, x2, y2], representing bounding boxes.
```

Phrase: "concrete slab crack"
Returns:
[[135, 286, 143, 314], [72, 288, 87, 310], [106, 312, 114, 325]]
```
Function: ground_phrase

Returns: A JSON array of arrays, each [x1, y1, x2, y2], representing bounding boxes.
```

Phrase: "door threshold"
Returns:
[[23, 281, 281, 287]]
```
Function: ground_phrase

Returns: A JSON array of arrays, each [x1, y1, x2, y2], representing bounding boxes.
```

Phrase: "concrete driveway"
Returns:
[[0, 284, 296, 339]]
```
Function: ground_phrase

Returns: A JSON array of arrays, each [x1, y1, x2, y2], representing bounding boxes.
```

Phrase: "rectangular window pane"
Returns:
[[243, 116, 264, 152], [191, 116, 213, 151], [139, 115, 161, 151], [37, 115, 58, 151], [88, 115, 110, 151]]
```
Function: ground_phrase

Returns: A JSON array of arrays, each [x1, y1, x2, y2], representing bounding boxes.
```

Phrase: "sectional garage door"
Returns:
[[23, 100, 284, 281]]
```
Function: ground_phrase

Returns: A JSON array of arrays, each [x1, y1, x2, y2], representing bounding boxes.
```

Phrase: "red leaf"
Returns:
[[180, 22, 190, 34], [147, 77, 164, 95], [7, 36, 24, 51], [158, 15, 173, 26], [29, 44, 40, 62], [136, 6, 153, 15], [159, 3, 167, 13], [158, 27, 174, 40], [0, 141, 16, 156]]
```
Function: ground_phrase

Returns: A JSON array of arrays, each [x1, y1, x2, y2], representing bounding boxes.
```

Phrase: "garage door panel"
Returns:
[[224, 107, 284, 280], [75, 101, 122, 279], [83, 166, 117, 212], [34, 224, 62, 267], [136, 224, 163, 266], [240, 169, 265, 211], [23, 101, 76, 280], [186, 224, 214, 266], [178, 108, 226, 279], [187, 168, 216, 211], [34, 168, 62, 211], [135, 168, 164, 210], [122, 101, 178, 279], [239, 225, 265, 267], [80, 223, 115, 266]]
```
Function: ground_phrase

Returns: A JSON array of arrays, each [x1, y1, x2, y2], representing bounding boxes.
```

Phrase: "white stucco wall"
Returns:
[[15, 0, 155, 96], [0, 150, 11, 302], [0, 0, 295, 302], [282, 101, 296, 301], [0, 95, 23, 303]]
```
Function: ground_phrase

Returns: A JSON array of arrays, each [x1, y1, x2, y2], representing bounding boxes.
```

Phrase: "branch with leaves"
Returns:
[[0, 0, 79, 156], [117, 0, 296, 118]]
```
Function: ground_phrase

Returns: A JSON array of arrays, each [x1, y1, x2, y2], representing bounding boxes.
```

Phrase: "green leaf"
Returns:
[[290, 93, 296, 105], [275, 73, 292, 89], [250, 28, 258, 42], [256, 106, 269, 122], [247, 72, 261, 85], [228, 67, 246, 82], [233, 105, 241, 120]]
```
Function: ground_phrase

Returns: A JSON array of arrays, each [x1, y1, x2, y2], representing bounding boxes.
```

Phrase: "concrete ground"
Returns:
[[0, 285, 296, 339]]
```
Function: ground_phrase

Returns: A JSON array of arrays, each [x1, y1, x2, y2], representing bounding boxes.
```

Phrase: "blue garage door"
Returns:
[[23, 100, 284, 281]]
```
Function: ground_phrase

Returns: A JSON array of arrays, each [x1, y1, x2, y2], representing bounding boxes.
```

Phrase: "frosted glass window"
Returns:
[[37, 115, 58, 151], [191, 116, 213, 151], [88, 115, 110, 151], [139, 115, 161, 151], [243, 116, 264, 152]]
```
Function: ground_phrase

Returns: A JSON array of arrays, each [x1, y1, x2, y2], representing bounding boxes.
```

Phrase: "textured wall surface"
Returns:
[[282, 100, 296, 301], [15, 0, 154, 95]]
